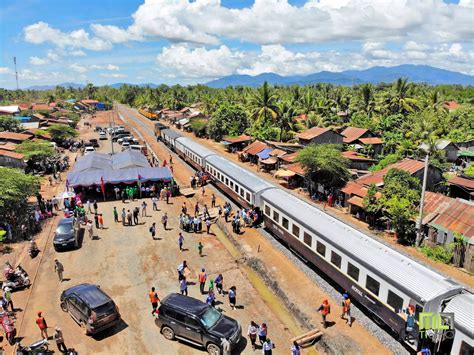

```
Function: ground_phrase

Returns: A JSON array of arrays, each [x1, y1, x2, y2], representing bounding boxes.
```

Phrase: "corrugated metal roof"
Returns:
[[443, 293, 474, 337], [341, 127, 368, 144], [356, 158, 425, 186], [342, 151, 376, 161], [0, 132, 32, 141], [358, 137, 383, 145], [280, 152, 299, 163], [286, 163, 305, 176], [222, 135, 251, 144], [206, 154, 274, 193], [0, 142, 18, 151], [243, 141, 268, 155], [347, 195, 365, 207], [176, 137, 215, 160], [297, 127, 331, 140], [448, 176, 474, 190], [0, 149, 24, 160], [261, 188, 462, 302]]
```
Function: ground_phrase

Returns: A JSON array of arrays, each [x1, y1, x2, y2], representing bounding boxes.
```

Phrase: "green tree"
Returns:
[[249, 81, 278, 126], [84, 83, 97, 99], [15, 140, 55, 160], [0, 116, 22, 132], [295, 144, 350, 188], [275, 100, 297, 141], [47, 124, 78, 142], [0, 167, 40, 223], [208, 104, 249, 141]]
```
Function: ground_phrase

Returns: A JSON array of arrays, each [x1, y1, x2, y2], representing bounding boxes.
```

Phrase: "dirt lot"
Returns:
[[9, 114, 299, 355]]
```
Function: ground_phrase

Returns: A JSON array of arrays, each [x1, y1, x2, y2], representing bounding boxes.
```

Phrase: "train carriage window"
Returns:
[[303, 232, 312, 247], [282, 217, 289, 230], [246, 192, 251, 202], [316, 241, 326, 257], [347, 263, 360, 282], [230, 181, 234, 189], [366, 275, 380, 296], [387, 290, 403, 312], [234, 184, 239, 193], [225, 177, 229, 186], [240, 189, 244, 197], [273, 210, 279, 223], [331, 251, 342, 268], [292, 224, 300, 238], [265, 205, 270, 216]]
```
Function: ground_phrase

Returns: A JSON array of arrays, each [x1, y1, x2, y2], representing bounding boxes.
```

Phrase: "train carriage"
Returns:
[[260, 188, 463, 351], [204, 155, 274, 208], [443, 293, 474, 355], [174, 137, 215, 172], [161, 129, 182, 151]]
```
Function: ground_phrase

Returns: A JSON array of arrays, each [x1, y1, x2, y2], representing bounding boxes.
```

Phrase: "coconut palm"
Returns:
[[249, 81, 278, 126], [385, 78, 419, 115], [275, 100, 297, 141], [358, 84, 375, 117]]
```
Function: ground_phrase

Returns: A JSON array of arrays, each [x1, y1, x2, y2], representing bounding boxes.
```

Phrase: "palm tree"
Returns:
[[386, 78, 418, 115], [305, 112, 328, 129], [299, 90, 316, 116], [359, 84, 375, 117], [249, 81, 278, 126], [84, 83, 97, 100], [276, 100, 297, 141]]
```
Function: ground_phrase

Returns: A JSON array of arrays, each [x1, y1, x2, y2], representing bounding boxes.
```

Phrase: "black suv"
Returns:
[[53, 217, 79, 251], [155, 294, 241, 355], [60, 283, 121, 335]]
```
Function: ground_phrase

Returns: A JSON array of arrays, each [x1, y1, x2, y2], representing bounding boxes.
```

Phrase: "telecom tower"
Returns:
[[13, 57, 19, 90]]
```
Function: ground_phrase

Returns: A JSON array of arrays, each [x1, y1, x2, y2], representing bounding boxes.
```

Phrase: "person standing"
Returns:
[[152, 196, 158, 211], [98, 214, 104, 229], [178, 233, 184, 252], [127, 210, 133, 226], [113, 207, 119, 223], [262, 338, 275, 355], [248, 321, 258, 350], [194, 202, 200, 216], [94, 213, 99, 229], [166, 189, 170, 204], [36, 311, 48, 339], [169, 155, 173, 165], [149, 287, 160, 316], [133, 207, 139, 225], [121, 208, 126, 226], [198, 242, 203, 257], [258, 323, 267, 344], [228, 286, 236, 310], [87, 220, 94, 239], [291, 341, 301, 355], [317, 299, 331, 328], [201, 185, 205, 196], [211, 193, 216, 208], [206, 219, 211, 234], [180, 276, 188, 296], [54, 327, 67, 353], [149, 223, 156, 240], [141, 201, 147, 217], [3, 287, 13, 312], [198, 268, 207, 294], [203, 204, 210, 219], [341, 293, 352, 326], [177, 260, 189, 281], [161, 213, 168, 230], [54, 259, 64, 282], [215, 274, 223, 295], [93, 200, 98, 214]]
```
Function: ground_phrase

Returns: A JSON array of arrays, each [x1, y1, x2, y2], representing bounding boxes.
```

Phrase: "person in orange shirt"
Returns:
[[317, 299, 331, 328], [341, 294, 352, 326], [36, 311, 48, 339], [198, 268, 207, 294], [98, 214, 104, 229], [149, 287, 160, 316]]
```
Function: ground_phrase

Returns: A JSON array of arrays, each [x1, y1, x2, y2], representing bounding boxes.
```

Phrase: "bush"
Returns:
[[419, 245, 453, 264]]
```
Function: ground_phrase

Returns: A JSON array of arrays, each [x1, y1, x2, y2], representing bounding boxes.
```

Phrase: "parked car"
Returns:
[[155, 294, 241, 355], [121, 141, 131, 150], [60, 284, 121, 335], [112, 133, 131, 142], [99, 131, 107, 140], [89, 139, 100, 148], [53, 218, 79, 251], [84, 146, 95, 155]]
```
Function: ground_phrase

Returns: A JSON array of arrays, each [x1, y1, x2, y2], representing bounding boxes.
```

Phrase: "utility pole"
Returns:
[[416, 154, 429, 246], [13, 57, 19, 90], [109, 109, 115, 155]]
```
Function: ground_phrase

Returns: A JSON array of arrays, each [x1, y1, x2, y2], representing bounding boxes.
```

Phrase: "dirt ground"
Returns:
[[135, 109, 473, 289], [5, 113, 302, 355], [116, 105, 396, 355]]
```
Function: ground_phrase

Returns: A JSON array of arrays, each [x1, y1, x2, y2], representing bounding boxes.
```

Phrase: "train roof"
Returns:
[[444, 293, 474, 338], [261, 188, 462, 303], [161, 129, 182, 140], [206, 154, 275, 194], [176, 137, 215, 160]]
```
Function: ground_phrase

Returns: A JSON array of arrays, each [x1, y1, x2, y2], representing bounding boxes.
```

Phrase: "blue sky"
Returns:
[[0, 0, 472, 89]]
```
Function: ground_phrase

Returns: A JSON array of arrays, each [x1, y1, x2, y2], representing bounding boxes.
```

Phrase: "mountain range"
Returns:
[[205, 65, 474, 88], [23, 65, 473, 90]]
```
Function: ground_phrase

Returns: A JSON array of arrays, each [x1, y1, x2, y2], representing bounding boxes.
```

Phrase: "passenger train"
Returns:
[[159, 128, 473, 355]]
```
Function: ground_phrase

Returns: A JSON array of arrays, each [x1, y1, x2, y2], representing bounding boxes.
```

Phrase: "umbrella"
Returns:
[[61, 191, 76, 199]]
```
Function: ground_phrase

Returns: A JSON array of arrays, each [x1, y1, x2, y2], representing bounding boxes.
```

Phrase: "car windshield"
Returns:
[[200, 307, 222, 329], [56, 223, 72, 234]]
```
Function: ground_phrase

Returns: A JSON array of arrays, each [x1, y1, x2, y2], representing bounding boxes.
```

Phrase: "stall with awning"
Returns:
[[257, 148, 273, 160]]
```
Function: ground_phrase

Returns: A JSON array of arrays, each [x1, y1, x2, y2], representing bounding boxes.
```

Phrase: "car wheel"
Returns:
[[206, 343, 221, 355], [60, 301, 68, 312], [161, 326, 175, 340], [80, 321, 89, 335]]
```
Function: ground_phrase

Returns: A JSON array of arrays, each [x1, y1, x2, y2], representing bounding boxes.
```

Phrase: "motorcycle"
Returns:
[[28, 242, 40, 258], [0, 311, 16, 345], [2, 264, 30, 291], [16, 338, 49, 353]]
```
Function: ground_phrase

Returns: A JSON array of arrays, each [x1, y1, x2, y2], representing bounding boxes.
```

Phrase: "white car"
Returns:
[[121, 141, 130, 148], [99, 131, 107, 140], [84, 146, 95, 155]]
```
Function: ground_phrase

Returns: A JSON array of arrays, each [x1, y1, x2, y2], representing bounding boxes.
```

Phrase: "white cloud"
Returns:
[[68, 50, 87, 57], [24, 21, 112, 51], [91, 64, 120, 71], [0, 67, 13, 75], [449, 43, 463, 57], [100, 73, 127, 78], [29, 56, 49, 65], [70, 63, 88, 73]]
